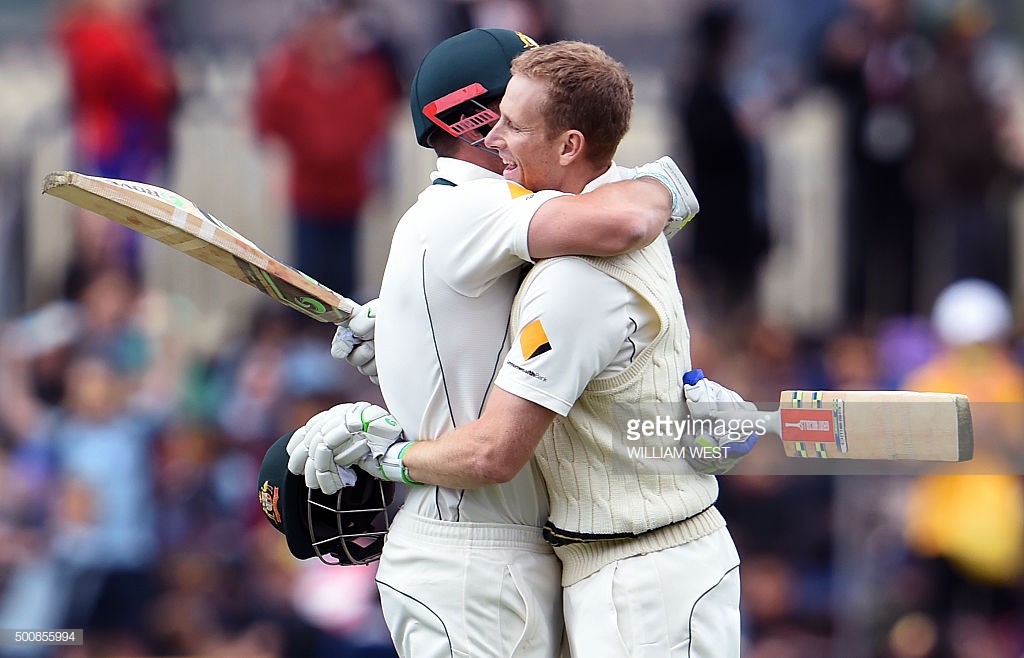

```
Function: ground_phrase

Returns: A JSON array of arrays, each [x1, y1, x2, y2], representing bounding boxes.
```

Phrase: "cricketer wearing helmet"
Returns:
[[284, 28, 700, 658], [300, 41, 749, 657]]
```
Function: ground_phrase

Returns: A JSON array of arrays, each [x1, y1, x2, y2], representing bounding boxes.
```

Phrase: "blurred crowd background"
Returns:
[[1, 0, 1024, 656]]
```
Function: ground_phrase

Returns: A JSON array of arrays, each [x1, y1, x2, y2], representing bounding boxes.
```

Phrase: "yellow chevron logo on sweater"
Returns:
[[520, 319, 551, 360]]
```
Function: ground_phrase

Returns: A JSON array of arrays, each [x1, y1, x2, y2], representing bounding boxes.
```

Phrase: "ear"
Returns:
[[558, 130, 586, 165]]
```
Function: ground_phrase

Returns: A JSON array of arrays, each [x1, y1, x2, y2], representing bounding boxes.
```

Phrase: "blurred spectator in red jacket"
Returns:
[[254, 1, 400, 300], [54, 0, 178, 295]]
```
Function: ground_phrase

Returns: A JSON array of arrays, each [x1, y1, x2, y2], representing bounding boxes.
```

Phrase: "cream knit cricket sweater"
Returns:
[[513, 238, 725, 586]]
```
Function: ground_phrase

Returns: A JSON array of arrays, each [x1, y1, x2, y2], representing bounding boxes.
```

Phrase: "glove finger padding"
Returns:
[[286, 425, 309, 456], [331, 326, 358, 360], [319, 409, 372, 466], [326, 427, 371, 468], [286, 425, 311, 475], [287, 409, 334, 475], [305, 453, 320, 491], [311, 402, 371, 465], [358, 357, 377, 381], [342, 401, 373, 432], [321, 422, 355, 449], [348, 300, 377, 339], [313, 440, 346, 494], [348, 342, 375, 368]]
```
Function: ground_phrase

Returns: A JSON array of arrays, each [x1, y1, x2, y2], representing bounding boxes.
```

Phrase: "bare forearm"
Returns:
[[528, 178, 670, 258], [402, 388, 556, 489], [403, 426, 503, 489]]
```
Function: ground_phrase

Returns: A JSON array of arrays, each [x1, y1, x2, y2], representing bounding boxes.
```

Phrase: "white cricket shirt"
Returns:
[[374, 157, 563, 526]]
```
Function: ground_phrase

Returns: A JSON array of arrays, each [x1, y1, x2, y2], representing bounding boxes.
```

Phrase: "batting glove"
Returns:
[[682, 369, 759, 474], [286, 408, 335, 476], [300, 401, 407, 493], [308, 431, 359, 494], [633, 156, 699, 239], [331, 300, 379, 385]]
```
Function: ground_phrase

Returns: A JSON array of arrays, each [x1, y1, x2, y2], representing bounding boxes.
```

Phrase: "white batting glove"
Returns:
[[339, 402, 404, 463], [307, 431, 360, 494], [288, 403, 371, 493], [297, 401, 407, 493], [682, 369, 759, 474], [331, 300, 379, 385], [347, 342, 378, 385], [286, 409, 335, 476], [633, 156, 699, 239]]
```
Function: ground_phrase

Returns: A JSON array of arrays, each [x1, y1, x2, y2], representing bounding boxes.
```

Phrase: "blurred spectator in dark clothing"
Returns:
[[818, 0, 920, 322], [54, 0, 178, 289], [253, 2, 400, 299], [676, 5, 770, 324], [906, 3, 1012, 307]]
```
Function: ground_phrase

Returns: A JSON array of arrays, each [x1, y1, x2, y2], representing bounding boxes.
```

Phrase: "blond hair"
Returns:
[[510, 41, 633, 164]]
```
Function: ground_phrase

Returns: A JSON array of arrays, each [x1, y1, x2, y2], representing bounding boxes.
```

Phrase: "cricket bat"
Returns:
[[42, 171, 356, 324], [738, 390, 973, 461]]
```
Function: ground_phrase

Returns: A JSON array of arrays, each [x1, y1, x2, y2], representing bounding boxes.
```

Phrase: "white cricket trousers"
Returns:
[[376, 511, 564, 658], [562, 527, 741, 658]]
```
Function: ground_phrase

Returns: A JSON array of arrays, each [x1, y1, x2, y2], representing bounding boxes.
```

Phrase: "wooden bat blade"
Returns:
[[42, 171, 357, 323], [774, 390, 973, 462]]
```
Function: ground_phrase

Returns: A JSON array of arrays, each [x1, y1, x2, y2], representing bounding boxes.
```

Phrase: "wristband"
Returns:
[[379, 441, 422, 485]]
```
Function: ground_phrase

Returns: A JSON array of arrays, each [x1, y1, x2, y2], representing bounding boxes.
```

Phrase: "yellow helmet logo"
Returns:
[[516, 32, 539, 49]]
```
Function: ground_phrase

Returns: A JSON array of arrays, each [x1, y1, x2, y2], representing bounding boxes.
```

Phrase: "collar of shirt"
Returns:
[[432, 157, 507, 186], [582, 161, 629, 193]]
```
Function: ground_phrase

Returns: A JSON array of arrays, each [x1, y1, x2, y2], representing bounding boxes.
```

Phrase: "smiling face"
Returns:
[[484, 41, 634, 193], [483, 74, 572, 192]]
